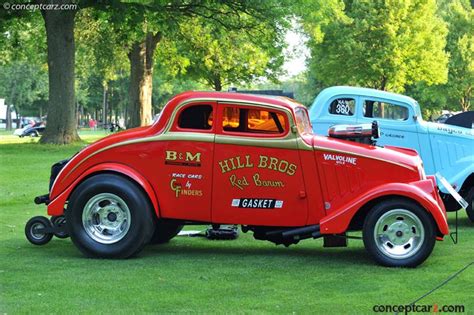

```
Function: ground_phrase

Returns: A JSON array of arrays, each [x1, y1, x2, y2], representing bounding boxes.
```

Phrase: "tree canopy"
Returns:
[[301, 0, 449, 92]]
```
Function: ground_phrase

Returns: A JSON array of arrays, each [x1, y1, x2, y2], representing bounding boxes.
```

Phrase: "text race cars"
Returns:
[[26, 91, 450, 267], [309, 86, 473, 221]]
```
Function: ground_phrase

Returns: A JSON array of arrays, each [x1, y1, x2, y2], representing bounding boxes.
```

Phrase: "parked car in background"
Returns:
[[17, 122, 45, 137], [434, 113, 454, 124], [445, 111, 474, 129], [309, 86, 474, 221]]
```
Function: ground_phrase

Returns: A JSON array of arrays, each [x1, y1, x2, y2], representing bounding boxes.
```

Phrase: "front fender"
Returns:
[[319, 180, 449, 236], [47, 163, 160, 217]]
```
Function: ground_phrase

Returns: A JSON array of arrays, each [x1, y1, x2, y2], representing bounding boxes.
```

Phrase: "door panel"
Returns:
[[211, 103, 308, 226]]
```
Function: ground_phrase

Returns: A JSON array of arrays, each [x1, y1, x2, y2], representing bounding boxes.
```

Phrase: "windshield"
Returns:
[[295, 107, 312, 134]]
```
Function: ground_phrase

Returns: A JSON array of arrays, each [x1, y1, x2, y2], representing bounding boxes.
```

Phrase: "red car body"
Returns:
[[29, 91, 448, 266]]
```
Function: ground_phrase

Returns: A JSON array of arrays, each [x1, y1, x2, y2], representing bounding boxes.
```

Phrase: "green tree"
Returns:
[[100, 1, 291, 128], [175, 15, 286, 91], [302, 0, 449, 92], [438, 0, 473, 111], [0, 62, 48, 129], [0, 12, 47, 129]]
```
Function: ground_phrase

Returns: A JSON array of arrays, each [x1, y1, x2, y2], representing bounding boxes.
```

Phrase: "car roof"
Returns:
[[168, 91, 304, 112], [313, 86, 417, 106]]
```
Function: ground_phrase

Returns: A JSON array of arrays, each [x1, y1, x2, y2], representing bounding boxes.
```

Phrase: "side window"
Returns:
[[178, 105, 213, 130], [222, 106, 286, 135], [329, 98, 355, 116], [363, 101, 408, 120]]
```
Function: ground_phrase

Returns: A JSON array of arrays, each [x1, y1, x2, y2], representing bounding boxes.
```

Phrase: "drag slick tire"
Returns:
[[149, 220, 183, 244], [25, 216, 53, 245], [363, 198, 436, 267], [66, 173, 154, 258]]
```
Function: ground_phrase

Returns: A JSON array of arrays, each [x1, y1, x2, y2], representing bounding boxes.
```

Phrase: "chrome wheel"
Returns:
[[373, 209, 425, 260], [82, 193, 131, 244], [30, 222, 47, 240]]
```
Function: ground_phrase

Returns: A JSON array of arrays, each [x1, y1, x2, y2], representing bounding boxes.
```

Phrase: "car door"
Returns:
[[358, 97, 421, 152], [211, 102, 308, 226], [154, 102, 215, 222]]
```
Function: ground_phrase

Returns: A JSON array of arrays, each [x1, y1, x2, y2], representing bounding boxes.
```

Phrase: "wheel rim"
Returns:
[[82, 193, 131, 244], [30, 222, 46, 240], [373, 209, 425, 260]]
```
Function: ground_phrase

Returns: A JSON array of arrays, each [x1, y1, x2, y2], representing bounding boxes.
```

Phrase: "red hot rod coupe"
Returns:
[[26, 91, 450, 267]]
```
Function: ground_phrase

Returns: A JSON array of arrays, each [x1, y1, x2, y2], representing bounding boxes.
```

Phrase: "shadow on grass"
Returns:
[[1, 236, 375, 267], [141, 240, 375, 266]]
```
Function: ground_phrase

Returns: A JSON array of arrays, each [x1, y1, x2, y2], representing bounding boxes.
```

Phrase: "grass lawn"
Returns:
[[0, 131, 473, 314]]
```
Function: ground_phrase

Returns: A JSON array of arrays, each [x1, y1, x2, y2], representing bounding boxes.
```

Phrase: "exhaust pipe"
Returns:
[[281, 225, 320, 238]]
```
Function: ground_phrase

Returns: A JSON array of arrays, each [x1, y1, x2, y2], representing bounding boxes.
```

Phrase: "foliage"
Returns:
[[0, 61, 48, 116], [436, 0, 473, 111], [301, 0, 449, 93], [175, 14, 287, 91]]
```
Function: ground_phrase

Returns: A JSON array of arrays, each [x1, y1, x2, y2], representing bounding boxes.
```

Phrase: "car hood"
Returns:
[[312, 135, 422, 172], [422, 121, 473, 138]]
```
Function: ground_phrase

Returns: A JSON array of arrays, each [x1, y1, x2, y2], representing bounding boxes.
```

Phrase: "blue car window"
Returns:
[[329, 98, 355, 116], [363, 100, 408, 120]]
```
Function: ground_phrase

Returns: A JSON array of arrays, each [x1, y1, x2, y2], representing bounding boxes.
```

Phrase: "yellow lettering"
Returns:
[[185, 152, 201, 162], [170, 179, 181, 197], [245, 155, 253, 167], [258, 155, 268, 168], [269, 157, 279, 171], [166, 151, 177, 161], [287, 164, 297, 176], [278, 160, 289, 173], [219, 160, 232, 173]]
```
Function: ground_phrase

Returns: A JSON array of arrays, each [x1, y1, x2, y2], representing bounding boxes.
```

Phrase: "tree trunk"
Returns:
[[39, 4, 80, 144], [127, 32, 161, 128], [213, 76, 223, 91], [5, 104, 12, 130], [102, 84, 108, 127]]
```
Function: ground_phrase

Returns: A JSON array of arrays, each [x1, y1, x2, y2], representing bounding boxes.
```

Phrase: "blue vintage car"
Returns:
[[309, 86, 474, 221]]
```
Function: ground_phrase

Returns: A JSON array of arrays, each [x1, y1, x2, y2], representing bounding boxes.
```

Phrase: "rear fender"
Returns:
[[319, 180, 449, 236], [47, 163, 160, 217]]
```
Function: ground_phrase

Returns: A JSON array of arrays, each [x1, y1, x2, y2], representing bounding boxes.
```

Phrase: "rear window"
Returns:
[[178, 105, 213, 130], [329, 98, 355, 116], [222, 106, 286, 135], [363, 100, 408, 120]]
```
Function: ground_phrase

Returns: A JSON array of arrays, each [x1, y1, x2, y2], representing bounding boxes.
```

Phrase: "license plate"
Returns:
[[436, 173, 468, 209]]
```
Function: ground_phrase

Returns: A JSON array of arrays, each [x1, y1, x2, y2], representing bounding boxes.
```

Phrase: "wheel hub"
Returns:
[[82, 193, 131, 244], [374, 209, 425, 259]]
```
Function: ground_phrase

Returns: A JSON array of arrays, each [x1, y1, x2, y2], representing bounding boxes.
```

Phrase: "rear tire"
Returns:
[[66, 173, 154, 258], [150, 220, 183, 244], [363, 198, 436, 267]]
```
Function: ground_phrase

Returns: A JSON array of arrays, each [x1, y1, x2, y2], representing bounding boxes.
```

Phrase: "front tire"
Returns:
[[66, 174, 154, 258], [25, 216, 53, 245], [464, 188, 474, 222], [363, 198, 436, 267]]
